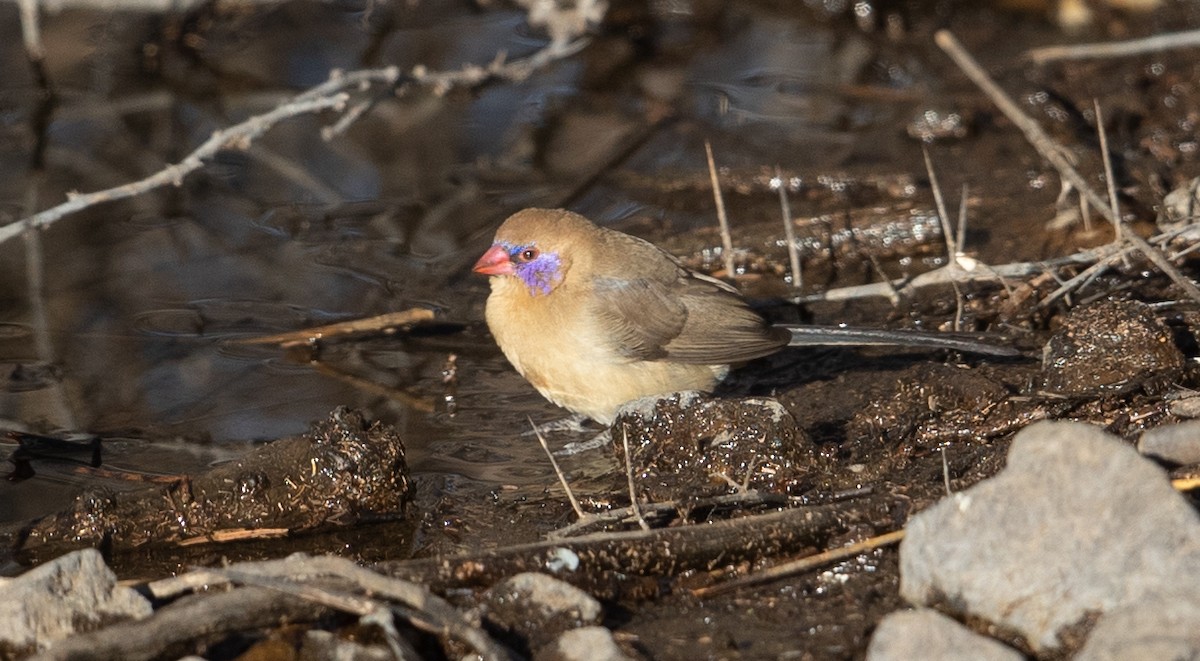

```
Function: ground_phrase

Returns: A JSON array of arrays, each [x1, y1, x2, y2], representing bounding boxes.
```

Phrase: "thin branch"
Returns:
[[0, 37, 592, 247], [532, 417, 587, 520], [149, 554, 510, 661], [923, 145, 958, 260], [935, 29, 1200, 304], [550, 490, 790, 539], [692, 529, 906, 597], [231, 308, 435, 347], [1038, 250, 1123, 307], [1094, 99, 1122, 241], [705, 140, 736, 278], [794, 243, 1120, 303], [622, 427, 650, 531], [0, 94, 349, 245], [774, 165, 802, 290], [1026, 28, 1200, 64]]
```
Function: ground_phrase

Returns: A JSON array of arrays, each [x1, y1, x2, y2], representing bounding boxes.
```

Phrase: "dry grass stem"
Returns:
[[775, 165, 803, 290], [923, 146, 959, 260], [622, 427, 650, 531], [532, 417, 587, 520], [1026, 28, 1200, 64], [232, 308, 435, 347], [0, 37, 591, 246], [693, 529, 906, 597], [705, 140, 736, 279], [935, 29, 1200, 304]]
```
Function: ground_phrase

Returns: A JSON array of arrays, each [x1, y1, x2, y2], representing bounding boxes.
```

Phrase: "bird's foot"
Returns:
[[519, 413, 596, 437], [555, 429, 611, 456]]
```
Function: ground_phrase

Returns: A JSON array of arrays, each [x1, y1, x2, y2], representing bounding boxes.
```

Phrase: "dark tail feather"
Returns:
[[780, 325, 1023, 357]]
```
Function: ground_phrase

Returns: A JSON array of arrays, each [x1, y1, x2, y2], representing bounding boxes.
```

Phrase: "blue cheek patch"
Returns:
[[515, 250, 563, 296]]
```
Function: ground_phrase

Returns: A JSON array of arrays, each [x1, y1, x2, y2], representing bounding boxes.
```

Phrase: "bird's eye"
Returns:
[[515, 247, 539, 263]]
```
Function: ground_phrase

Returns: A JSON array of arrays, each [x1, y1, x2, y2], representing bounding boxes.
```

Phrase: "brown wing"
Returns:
[[589, 271, 788, 364], [590, 276, 687, 361], [664, 275, 790, 362], [585, 223, 788, 364]]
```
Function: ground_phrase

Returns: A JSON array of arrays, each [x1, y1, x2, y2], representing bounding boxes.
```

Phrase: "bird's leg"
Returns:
[[518, 413, 595, 437], [555, 428, 612, 456], [518, 413, 611, 455]]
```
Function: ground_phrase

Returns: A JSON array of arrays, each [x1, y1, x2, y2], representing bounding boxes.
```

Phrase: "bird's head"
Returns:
[[473, 209, 595, 296]]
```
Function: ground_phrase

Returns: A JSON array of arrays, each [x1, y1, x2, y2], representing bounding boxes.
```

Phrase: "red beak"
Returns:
[[473, 244, 515, 276]]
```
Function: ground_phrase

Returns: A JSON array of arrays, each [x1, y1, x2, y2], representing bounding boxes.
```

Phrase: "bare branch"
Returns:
[[1027, 28, 1200, 64], [0, 37, 592, 246], [935, 29, 1200, 304], [0, 93, 349, 245]]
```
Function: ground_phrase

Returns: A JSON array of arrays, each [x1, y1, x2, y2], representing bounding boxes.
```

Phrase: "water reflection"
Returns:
[[0, 2, 953, 529]]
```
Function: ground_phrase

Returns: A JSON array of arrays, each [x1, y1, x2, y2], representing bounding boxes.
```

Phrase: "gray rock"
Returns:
[[866, 609, 1023, 661], [300, 630, 392, 661], [482, 572, 603, 651], [1167, 391, 1200, 418], [900, 420, 1200, 653], [0, 549, 151, 656], [1138, 420, 1200, 465], [534, 626, 632, 661], [1077, 592, 1200, 661]]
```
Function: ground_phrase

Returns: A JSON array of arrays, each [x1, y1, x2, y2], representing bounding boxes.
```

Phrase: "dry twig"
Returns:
[[794, 244, 1118, 303], [1026, 28, 1200, 64], [705, 140, 736, 278], [692, 529, 905, 597], [0, 38, 591, 246], [231, 308, 435, 347], [622, 427, 650, 531], [935, 29, 1200, 304], [532, 417, 588, 521], [149, 554, 510, 660], [774, 165, 803, 290]]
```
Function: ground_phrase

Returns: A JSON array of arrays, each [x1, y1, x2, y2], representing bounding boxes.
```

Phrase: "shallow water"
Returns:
[[2, 0, 1198, 556], [0, 2, 895, 528], [8, 2, 1200, 658]]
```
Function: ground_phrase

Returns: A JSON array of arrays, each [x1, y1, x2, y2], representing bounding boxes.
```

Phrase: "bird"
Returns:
[[473, 208, 1017, 425]]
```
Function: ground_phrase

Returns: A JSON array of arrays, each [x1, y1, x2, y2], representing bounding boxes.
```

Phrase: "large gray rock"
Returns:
[[1138, 420, 1200, 465], [0, 549, 151, 656], [900, 420, 1200, 653], [1077, 592, 1200, 661], [482, 572, 603, 652], [866, 609, 1022, 661], [535, 626, 632, 661]]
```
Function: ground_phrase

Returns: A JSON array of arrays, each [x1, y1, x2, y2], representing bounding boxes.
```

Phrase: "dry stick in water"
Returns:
[[233, 308, 435, 347], [775, 165, 803, 290], [0, 93, 351, 246], [935, 29, 1200, 305], [705, 140, 737, 278], [532, 417, 588, 521], [923, 146, 966, 329], [923, 145, 959, 259]]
